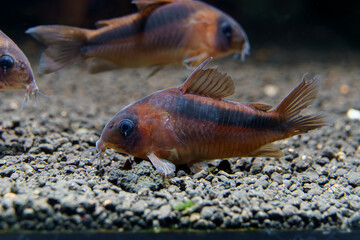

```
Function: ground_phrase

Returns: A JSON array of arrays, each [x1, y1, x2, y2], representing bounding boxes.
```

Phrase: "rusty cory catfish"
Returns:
[[26, 0, 249, 74], [95, 58, 327, 175]]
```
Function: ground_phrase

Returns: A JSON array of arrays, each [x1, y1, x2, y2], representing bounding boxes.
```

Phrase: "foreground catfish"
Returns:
[[26, 0, 249, 74], [0, 30, 41, 105], [95, 58, 327, 175]]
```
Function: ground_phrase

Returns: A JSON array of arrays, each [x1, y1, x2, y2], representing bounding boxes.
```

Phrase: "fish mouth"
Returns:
[[96, 139, 106, 154], [21, 75, 47, 110], [233, 41, 251, 62], [93, 139, 107, 169]]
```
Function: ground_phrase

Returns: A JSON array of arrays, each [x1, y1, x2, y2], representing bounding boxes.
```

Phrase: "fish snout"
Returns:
[[96, 139, 106, 154], [26, 77, 39, 96]]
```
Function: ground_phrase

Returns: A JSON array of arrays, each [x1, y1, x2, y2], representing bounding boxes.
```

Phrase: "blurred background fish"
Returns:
[[26, 0, 249, 74], [0, 30, 41, 106]]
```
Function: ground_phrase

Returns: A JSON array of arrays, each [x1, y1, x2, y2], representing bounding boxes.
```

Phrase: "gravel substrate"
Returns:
[[0, 47, 359, 232]]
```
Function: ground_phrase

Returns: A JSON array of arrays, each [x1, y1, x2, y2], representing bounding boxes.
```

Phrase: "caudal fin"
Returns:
[[273, 75, 328, 136], [26, 25, 89, 74]]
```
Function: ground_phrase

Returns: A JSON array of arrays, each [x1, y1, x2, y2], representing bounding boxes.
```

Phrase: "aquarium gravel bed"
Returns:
[[0, 48, 359, 232]]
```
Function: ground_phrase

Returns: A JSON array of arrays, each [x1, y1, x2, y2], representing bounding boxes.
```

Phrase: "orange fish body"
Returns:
[[26, 0, 249, 74], [96, 58, 327, 175], [0, 30, 40, 102]]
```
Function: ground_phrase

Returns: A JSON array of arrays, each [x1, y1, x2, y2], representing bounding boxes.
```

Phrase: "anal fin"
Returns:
[[148, 153, 176, 175], [87, 58, 119, 74], [248, 143, 284, 158]]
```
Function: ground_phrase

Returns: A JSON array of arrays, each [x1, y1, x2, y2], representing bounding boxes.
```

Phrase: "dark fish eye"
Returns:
[[221, 21, 232, 40], [118, 119, 134, 136], [0, 55, 15, 71]]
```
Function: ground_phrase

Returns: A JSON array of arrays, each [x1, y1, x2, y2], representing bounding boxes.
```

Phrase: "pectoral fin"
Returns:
[[148, 153, 176, 175]]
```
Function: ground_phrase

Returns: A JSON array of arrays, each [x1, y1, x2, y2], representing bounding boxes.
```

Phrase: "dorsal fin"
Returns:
[[179, 57, 235, 100], [243, 103, 273, 112], [132, 0, 176, 12], [95, 17, 124, 28]]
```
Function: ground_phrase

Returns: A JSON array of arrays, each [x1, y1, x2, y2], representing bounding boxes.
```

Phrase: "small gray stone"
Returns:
[[131, 200, 147, 215], [200, 206, 217, 220], [263, 165, 276, 176], [316, 175, 329, 185], [61, 196, 77, 215], [271, 172, 283, 185], [22, 208, 35, 219], [321, 147, 335, 159], [254, 211, 268, 221], [0, 166, 15, 177], [348, 172, 360, 187], [38, 143, 54, 154], [287, 215, 302, 226], [316, 157, 330, 166], [349, 212, 360, 228], [193, 170, 207, 180], [157, 205, 172, 222], [282, 204, 298, 218]]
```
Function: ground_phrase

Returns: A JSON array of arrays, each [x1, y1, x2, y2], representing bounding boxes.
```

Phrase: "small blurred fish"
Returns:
[[94, 58, 327, 175], [26, 0, 250, 74], [0, 30, 42, 107]]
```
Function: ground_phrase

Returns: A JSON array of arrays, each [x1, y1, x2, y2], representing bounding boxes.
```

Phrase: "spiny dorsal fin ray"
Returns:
[[243, 103, 273, 112], [179, 57, 235, 99], [95, 17, 125, 28], [132, 0, 176, 12]]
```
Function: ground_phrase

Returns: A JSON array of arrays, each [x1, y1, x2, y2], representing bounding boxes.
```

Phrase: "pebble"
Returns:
[[347, 172, 360, 187], [347, 108, 360, 120]]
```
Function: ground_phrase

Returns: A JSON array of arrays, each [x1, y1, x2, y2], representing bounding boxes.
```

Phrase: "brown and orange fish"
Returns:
[[94, 58, 327, 175], [26, 0, 249, 74], [0, 30, 41, 106]]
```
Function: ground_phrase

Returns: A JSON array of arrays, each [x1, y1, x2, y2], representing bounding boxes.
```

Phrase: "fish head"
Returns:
[[96, 106, 149, 158], [214, 13, 250, 61], [0, 31, 39, 99]]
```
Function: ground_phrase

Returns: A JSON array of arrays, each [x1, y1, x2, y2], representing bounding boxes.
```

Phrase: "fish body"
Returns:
[[26, 0, 249, 74], [95, 58, 327, 175], [0, 30, 39, 101]]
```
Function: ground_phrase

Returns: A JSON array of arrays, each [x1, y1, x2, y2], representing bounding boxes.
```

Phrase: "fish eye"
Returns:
[[221, 21, 232, 40], [118, 119, 134, 136], [0, 55, 15, 71]]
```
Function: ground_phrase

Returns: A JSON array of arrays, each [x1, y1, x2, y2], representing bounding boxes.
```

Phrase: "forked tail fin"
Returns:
[[26, 25, 90, 74], [272, 74, 328, 136]]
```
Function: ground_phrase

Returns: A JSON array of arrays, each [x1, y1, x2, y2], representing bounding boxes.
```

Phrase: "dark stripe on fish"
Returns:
[[88, 4, 194, 46], [168, 96, 282, 129]]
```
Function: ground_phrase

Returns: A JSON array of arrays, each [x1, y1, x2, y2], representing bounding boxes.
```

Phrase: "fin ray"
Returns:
[[26, 26, 88, 74], [179, 57, 235, 99], [132, 0, 176, 11], [148, 153, 176, 175], [273, 74, 328, 136], [247, 143, 284, 158]]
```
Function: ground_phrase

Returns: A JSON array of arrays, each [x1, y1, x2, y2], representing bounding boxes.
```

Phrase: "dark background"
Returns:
[[0, 0, 359, 50]]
